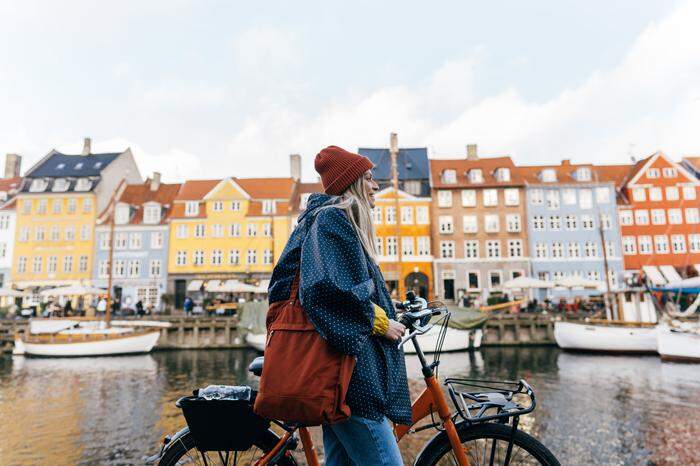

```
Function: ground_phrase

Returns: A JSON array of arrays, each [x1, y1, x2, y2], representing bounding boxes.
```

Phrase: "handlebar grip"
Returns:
[[398, 313, 412, 328]]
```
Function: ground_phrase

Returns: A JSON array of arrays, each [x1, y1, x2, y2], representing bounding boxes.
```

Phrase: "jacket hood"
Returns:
[[299, 193, 337, 222]]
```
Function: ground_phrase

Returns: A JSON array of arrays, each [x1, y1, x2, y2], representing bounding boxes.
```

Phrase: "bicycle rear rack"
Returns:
[[445, 378, 536, 424]]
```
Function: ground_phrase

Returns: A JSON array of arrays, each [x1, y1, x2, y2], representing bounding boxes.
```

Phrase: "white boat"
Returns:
[[403, 326, 482, 354], [554, 320, 658, 353], [657, 324, 700, 362], [245, 332, 267, 352]]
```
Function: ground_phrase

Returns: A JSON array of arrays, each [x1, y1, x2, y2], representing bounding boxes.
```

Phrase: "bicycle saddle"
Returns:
[[248, 356, 264, 376]]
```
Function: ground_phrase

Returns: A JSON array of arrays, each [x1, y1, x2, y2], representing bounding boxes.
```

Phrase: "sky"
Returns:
[[1, 0, 698, 182]]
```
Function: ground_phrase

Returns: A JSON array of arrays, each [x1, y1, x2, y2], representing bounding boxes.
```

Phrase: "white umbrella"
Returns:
[[40, 284, 106, 297], [0, 287, 27, 297], [503, 276, 554, 289], [221, 280, 257, 293], [555, 276, 603, 289]]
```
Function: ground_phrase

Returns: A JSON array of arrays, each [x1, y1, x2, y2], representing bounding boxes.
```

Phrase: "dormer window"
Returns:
[[93, 162, 102, 169], [442, 169, 457, 184], [662, 167, 677, 178], [115, 204, 130, 225], [262, 200, 276, 214], [56, 163, 65, 170], [575, 167, 591, 181], [74, 162, 83, 170], [52, 178, 69, 192], [185, 201, 199, 216], [143, 203, 161, 224], [495, 168, 511, 182], [29, 178, 49, 192], [75, 178, 92, 191], [468, 169, 483, 184], [541, 169, 557, 182]]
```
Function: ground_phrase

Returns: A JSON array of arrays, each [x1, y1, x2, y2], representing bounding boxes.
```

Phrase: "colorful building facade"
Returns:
[[0, 174, 22, 288]]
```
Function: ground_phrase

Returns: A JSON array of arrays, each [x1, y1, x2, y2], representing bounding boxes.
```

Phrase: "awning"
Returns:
[[642, 266, 666, 286], [14, 280, 81, 289], [187, 280, 204, 291], [205, 280, 224, 292], [253, 279, 270, 294], [555, 275, 603, 289], [40, 285, 106, 297], [653, 276, 700, 294], [503, 276, 554, 289], [221, 280, 257, 293], [659, 265, 682, 283]]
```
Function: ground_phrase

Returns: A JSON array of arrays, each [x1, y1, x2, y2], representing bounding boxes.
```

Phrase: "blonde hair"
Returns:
[[323, 173, 377, 261]]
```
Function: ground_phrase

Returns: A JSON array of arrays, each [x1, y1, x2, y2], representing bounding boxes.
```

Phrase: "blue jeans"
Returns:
[[322, 415, 403, 466]]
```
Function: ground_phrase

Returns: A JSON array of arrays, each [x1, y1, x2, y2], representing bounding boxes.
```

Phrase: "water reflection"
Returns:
[[1, 348, 699, 465]]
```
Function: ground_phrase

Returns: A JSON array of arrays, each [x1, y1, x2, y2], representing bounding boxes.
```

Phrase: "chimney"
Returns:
[[81, 137, 92, 156], [150, 172, 161, 191], [561, 159, 571, 166], [4, 154, 21, 178], [466, 144, 478, 160], [289, 154, 301, 181]]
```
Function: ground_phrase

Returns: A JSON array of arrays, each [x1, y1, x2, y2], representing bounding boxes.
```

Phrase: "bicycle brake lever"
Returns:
[[397, 322, 434, 349]]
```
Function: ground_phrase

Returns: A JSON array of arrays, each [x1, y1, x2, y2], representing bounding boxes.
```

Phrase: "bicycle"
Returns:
[[148, 292, 560, 465]]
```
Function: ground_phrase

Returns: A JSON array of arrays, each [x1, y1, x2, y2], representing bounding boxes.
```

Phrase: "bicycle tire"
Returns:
[[416, 422, 560, 466], [157, 428, 298, 466]]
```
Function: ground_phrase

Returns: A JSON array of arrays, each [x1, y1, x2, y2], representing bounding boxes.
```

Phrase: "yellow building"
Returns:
[[167, 177, 295, 307], [11, 140, 141, 297], [373, 187, 433, 299]]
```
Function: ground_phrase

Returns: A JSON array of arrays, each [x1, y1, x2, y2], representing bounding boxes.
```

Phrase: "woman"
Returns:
[[268, 146, 412, 466]]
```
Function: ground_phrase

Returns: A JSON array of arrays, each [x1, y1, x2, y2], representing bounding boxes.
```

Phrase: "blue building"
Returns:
[[358, 145, 430, 196], [520, 161, 624, 299], [93, 175, 181, 312]]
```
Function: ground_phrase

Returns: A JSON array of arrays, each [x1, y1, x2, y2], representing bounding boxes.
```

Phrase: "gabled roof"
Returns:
[[174, 179, 221, 201], [682, 156, 700, 176], [0, 177, 22, 194], [235, 177, 295, 199], [516, 160, 615, 185], [102, 181, 182, 226], [374, 186, 426, 201], [27, 150, 121, 177], [358, 148, 429, 181], [625, 151, 699, 186], [430, 156, 522, 188]]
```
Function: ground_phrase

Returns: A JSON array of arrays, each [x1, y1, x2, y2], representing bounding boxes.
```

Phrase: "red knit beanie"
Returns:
[[314, 146, 374, 195]]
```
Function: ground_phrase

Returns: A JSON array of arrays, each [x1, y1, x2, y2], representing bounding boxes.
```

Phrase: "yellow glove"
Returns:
[[372, 303, 389, 336]]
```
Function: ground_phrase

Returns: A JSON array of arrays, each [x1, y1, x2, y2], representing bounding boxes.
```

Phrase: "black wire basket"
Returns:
[[445, 378, 536, 424]]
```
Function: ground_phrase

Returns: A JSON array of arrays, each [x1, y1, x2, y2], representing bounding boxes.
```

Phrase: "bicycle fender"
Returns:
[[144, 426, 190, 465]]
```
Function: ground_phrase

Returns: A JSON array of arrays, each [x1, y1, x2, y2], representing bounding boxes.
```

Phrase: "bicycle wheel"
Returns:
[[416, 423, 560, 466], [157, 428, 298, 466]]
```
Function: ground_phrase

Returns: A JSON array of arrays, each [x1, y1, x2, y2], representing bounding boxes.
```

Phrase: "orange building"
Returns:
[[372, 187, 433, 299]]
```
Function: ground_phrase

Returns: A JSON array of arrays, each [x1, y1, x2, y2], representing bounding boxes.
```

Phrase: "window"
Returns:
[[635, 210, 649, 225], [401, 237, 414, 256], [565, 215, 577, 231], [29, 179, 48, 192], [77, 255, 88, 272], [437, 190, 452, 207], [595, 187, 610, 203], [417, 237, 431, 256], [584, 241, 598, 258], [400, 206, 413, 224], [416, 206, 429, 224], [374, 237, 383, 255], [176, 250, 187, 266], [468, 169, 483, 184], [35, 226, 45, 241], [665, 186, 679, 201], [440, 241, 455, 259], [128, 260, 141, 277], [535, 242, 547, 258], [372, 207, 382, 224], [532, 216, 545, 231], [579, 189, 593, 209], [151, 232, 163, 249], [549, 216, 561, 231], [18, 256, 27, 273], [638, 236, 653, 254], [541, 169, 557, 182], [484, 214, 500, 233], [52, 200, 62, 214], [551, 242, 563, 258], [211, 249, 223, 265], [22, 200, 32, 214], [601, 214, 612, 230], [115, 205, 130, 224], [545, 190, 560, 209], [143, 204, 161, 224], [194, 224, 206, 238], [671, 235, 686, 254], [489, 271, 503, 288], [185, 201, 199, 216], [654, 235, 670, 254], [506, 214, 521, 232], [385, 206, 396, 224], [75, 178, 92, 191], [263, 250, 274, 265], [129, 233, 142, 249], [47, 256, 57, 273], [246, 223, 257, 237], [530, 189, 544, 205], [262, 200, 275, 214], [404, 180, 421, 195], [495, 167, 511, 182], [229, 249, 240, 265], [662, 167, 677, 178], [622, 236, 636, 255], [211, 224, 224, 238], [247, 249, 257, 265], [567, 242, 581, 258], [685, 208, 699, 224], [0, 215, 9, 229], [581, 215, 594, 230], [508, 240, 523, 258], [576, 167, 591, 181], [176, 224, 188, 238], [31, 256, 42, 273], [386, 237, 398, 256], [683, 186, 697, 200], [464, 240, 479, 259], [231, 201, 241, 211], [461, 190, 476, 207], [50, 226, 60, 241], [483, 189, 498, 207], [438, 215, 453, 234], [562, 188, 576, 205], [212, 201, 223, 212], [486, 240, 501, 258], [115, 232, 127, 249], [0, 243, 5, 258], [632, 188, 646, 202], [149, 260, 162, 278], [552, 271, 564, 282], [98, 260, 109, 278], [689, 234, 700, 253], [467, 271, 480, 290], [442, 169, 457, 183], [65, 226, 75, 241], [19, 227, 29, 242], [504, 188, 519, 206], [193, 250, 205, 265], [229, 223, 241, 237], [649, 187, 662, 202], [619, 210, 633, 226], [651, 209, 666, 225], [37, 199, 47, 214], [83, 198, 92, 213], [263, 223, 272, 237], [666, 209, 682, 225], [647, 168, 660, 179], [80, 225, 90, 241], [587, 270, 601, 282]]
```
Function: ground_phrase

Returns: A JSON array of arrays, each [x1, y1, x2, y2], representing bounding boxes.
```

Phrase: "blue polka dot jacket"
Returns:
[[268, 193, 413, 425]]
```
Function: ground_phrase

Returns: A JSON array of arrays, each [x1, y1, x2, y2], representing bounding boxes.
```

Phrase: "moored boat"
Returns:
[[554, 320, 657, 353], [657, 324, 700, 362], [403, 326, 482, 354]]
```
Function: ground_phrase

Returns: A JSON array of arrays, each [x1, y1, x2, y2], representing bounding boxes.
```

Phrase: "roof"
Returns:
[[174, 179, 221, 201], [0, 177, 22, 193], [27, 150, 121, 178], [358, 148, 429, 181], [516, 160, 622, 185], [98, 180, 182, 225], [235, 177, 295, 199], [430, 156, 522, 188], [290, 181, 324, 213], [683, 156, 700, 174]]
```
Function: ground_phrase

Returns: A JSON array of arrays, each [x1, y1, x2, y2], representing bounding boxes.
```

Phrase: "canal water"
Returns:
[[1, 347, 699, 465]]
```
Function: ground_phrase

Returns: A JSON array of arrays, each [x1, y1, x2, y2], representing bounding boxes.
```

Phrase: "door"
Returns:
[[175, 279, 186, 309], [443, 279, 455, 301]]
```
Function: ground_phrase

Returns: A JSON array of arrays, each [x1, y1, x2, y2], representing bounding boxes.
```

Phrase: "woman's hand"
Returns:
[[382, 319, 406, 342]]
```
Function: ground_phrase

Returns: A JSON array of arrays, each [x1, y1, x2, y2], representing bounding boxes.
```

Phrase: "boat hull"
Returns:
[[657, 327, 700, 362], [554, 321, 657, 354], [403, 326, 482, 354], [245, 332, 266, 352], [14, 331, 161, 357]]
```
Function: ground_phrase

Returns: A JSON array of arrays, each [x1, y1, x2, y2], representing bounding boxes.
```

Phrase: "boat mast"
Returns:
[[105, 197, 116, 327], [390, 132, 403, 298], [598, 211, 614, 320]]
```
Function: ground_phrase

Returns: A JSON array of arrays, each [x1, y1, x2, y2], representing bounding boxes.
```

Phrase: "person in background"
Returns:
[[136, 299, 144, 317], [64, 299, 73, 316], [96, 297, 107, 315], [183, 296, 193, 316]]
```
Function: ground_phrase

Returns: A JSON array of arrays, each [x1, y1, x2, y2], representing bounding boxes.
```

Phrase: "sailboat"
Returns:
[[654, 277, 700, 362]]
